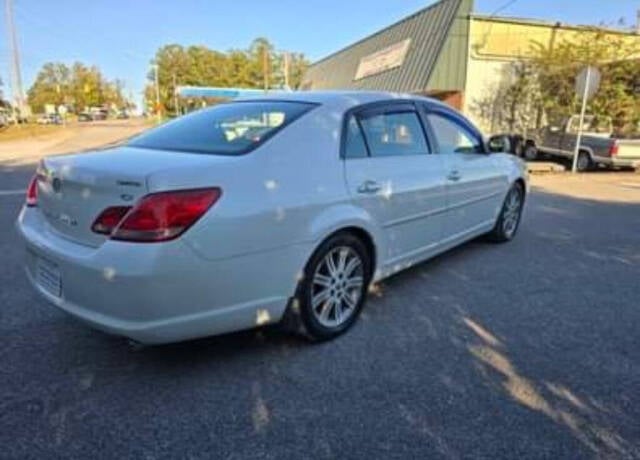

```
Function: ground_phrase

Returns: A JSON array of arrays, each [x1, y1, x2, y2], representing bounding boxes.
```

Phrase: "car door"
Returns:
[[543, 124, 565, 153], [560, 116, 579, 156], [343, 102, 447, 266], [423, 106, 508, 241]]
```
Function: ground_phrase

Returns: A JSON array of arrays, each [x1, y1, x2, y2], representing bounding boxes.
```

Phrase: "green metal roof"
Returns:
[[303, 0, 473, 93]]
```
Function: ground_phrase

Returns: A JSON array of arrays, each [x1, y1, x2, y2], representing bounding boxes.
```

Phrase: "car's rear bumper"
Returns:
[[16, 207, 303, 344]]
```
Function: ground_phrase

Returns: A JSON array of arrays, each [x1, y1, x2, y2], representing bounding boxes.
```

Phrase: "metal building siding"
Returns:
[[427, 0, 473, 92], [303, 0, 472, 93]]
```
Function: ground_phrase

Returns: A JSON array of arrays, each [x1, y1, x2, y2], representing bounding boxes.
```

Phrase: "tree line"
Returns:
[[25, 37, 309, 117], [144, 37, 309, 116], [27, 62, 130, 114]]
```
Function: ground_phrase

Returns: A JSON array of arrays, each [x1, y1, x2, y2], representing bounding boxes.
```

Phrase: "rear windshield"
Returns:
[[129, 101, 316, 155]]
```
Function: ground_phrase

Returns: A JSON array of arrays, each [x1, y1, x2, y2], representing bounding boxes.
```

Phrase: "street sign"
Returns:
[[572, 66, 601, 173], [58, 105, 68, 127], [575, 66, 601, 100]]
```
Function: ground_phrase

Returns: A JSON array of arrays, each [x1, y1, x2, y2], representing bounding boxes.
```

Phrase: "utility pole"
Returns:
[[262, 46, 269, 92], [282, 52, 290, 90], [153, 63, 161, 123], [5, 0, 25, 123], [172, 73, 179, 117]]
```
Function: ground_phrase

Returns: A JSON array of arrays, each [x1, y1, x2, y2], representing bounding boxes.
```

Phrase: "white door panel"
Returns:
[[424, 109, 508, 240], [345, 155, 446, 263], [444, 154, 508, 238], [342, 105, 447, 267]]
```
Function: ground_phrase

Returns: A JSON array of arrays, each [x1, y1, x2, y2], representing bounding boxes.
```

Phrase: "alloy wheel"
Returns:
[[310, 246, 364, 328], [502, 187, 523, 238]]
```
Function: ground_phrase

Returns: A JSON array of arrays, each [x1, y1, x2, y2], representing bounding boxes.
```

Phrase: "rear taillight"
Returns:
[[92, 188, 222, 242], [609, 141, 619, 156], [91, 206, 132, 234], [26, 174, 38, 207]]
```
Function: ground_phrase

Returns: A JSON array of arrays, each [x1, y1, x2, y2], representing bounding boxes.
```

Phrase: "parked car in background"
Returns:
[[17, 91, 528, 345], [89, 108, 108, 120], [36, 113, 63, 125], [78, 112, 93, 122], [521, 115, 640, 171], [1, 109, 28, 125], [7, 113, 29, 124]]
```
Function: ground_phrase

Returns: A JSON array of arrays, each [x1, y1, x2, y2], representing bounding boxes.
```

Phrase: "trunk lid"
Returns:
[[37, 146, 224, 247]]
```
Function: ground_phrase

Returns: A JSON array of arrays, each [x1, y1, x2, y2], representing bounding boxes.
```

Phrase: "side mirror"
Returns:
[[487, 135, 511, 153], [549, 126, 560, 133]]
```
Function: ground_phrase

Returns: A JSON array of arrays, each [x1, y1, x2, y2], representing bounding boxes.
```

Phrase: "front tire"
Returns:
[[487, 183, 525, 243], [287, 232, 372, 341]]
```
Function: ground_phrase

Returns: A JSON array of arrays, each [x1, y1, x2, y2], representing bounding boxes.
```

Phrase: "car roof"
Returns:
[[237, 90, 448, 111]]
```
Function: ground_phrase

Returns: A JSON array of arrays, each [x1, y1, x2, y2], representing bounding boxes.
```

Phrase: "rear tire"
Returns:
[[576, 151, 593, 172], [523, 144, 538, 161], [487, 183, 525, 243], [283, 232, 372, 341]]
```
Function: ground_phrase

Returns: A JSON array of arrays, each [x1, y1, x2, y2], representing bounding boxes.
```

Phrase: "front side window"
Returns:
[[427, 113, 484, 154], [129, 101, 316, 155], [358, 111, 429, 157]]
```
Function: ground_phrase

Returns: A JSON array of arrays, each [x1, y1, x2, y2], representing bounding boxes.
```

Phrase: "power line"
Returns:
[[489, 0, 519, 17]]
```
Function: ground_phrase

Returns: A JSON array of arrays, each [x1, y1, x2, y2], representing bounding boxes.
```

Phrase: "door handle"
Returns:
[[357, 180, 382, 194], [447, 170, 461, 182]]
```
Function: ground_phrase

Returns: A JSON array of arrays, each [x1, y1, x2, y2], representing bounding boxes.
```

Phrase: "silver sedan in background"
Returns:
[[17, 91, 528, 344]]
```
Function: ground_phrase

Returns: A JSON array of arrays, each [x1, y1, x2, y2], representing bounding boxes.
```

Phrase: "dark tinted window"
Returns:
[[129, 101, 316, 155], [359, 111, 428, 157], [344, 116, 368, 158], [427, 112, 484, 154]]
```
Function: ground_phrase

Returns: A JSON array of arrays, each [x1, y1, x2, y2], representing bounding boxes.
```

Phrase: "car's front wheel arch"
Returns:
[[282, 227, 376, 341]]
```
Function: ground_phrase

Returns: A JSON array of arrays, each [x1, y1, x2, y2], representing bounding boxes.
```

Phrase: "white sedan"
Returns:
[[17, 91, 528, 344]]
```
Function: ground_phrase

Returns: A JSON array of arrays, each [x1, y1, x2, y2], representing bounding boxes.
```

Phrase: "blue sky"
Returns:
[[1, 0, 638, 106]]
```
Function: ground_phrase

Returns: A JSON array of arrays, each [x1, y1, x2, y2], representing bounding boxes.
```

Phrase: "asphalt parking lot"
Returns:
[[1, 152, 639, 458]]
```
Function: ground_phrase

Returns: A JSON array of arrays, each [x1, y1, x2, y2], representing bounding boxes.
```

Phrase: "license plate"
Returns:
[[36, 256, 62, 298]]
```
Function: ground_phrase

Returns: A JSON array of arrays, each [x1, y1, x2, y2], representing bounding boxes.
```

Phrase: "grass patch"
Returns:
[[0, 123, 68, 143]]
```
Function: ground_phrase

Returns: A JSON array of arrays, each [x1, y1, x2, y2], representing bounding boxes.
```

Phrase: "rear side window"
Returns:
[[344, 116, 368, 158], [358, 111, 428, 157], [129, 101, 316, 155]]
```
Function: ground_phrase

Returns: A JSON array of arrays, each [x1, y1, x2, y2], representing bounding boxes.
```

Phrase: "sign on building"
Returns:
[[354, 39, 412, 80]]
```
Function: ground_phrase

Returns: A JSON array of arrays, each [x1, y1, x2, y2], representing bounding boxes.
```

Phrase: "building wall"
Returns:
[[464, 16, 640, 134], [426, 0, 472, 94], [464, 52, 514, 133]]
